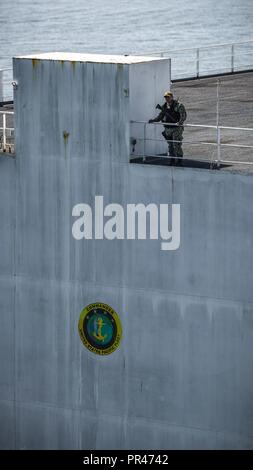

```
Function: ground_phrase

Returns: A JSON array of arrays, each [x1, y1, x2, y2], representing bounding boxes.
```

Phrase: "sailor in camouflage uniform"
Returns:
[[149, 91, 187, 164]]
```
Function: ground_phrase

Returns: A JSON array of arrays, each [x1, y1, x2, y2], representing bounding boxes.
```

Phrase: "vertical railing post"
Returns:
[[196, 48, 200, 78], [216, 79, 220, 128], [217, 126, 221, 168], [3, 112, 6, 152], [216, 79, 221, 168], [168, 58, 172, 89], [143, 123, 146, 162], [231, 44, 235, 73]]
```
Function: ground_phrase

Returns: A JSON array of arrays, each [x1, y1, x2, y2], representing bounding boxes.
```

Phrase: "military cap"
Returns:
[[164, 91, 173, 98]]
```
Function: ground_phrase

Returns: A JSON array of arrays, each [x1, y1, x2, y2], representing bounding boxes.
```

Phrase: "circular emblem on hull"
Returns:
[[78, 303, 122, 355]]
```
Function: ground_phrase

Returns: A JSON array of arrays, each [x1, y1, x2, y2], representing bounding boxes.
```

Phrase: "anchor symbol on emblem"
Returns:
[[93, 314, 108, 342]]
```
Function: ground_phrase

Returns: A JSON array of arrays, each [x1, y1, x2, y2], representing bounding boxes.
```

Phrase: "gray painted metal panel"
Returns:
[[13, 58, 130, 163], [0, 401, 15, 450], [0, 157, 15, 275], [0, 279, 15, 403]]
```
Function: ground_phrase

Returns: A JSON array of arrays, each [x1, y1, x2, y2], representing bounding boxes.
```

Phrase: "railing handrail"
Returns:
[[132, 38, 253, 80], [0, 110, 14, 154], [130, 120, 253, 132], [0, 110, 14, 116], [130, 120, 253, 167], [136, 38, 253, 57]]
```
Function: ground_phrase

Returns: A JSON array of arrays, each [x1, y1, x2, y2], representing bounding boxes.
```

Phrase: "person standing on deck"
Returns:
[[149, 91, 187, 165]]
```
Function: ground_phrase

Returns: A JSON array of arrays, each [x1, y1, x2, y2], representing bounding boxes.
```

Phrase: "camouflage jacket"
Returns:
[[153, 100, 187, 127]]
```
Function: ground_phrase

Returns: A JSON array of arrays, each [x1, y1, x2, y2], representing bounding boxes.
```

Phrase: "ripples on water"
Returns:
[[0, 0, 253, 96]]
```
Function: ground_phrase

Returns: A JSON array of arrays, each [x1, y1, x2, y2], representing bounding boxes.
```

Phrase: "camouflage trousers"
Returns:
[[162, 126, 184, 158]]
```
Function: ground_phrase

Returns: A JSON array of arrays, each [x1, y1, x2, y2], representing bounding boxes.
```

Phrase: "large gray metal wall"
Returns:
[[0, 55, 253, 449]]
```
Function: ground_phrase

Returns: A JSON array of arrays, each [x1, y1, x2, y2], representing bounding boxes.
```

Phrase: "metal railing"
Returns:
[[0, 111, 15, 154], [0, 68, 13, 103], [130, 121, 253, 168], [0, 39, 253, 101], [138, 39, 253, 80]]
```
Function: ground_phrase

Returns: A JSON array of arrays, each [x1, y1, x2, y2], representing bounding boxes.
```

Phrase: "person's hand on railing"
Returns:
[[148, 119, 155, 123]]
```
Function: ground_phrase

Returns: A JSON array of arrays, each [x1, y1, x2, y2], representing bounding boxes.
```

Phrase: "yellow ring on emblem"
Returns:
[[78, 302, 122, 355]]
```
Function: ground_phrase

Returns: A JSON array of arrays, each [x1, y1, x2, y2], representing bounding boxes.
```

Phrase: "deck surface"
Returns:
[[171, 71, 253, 172]]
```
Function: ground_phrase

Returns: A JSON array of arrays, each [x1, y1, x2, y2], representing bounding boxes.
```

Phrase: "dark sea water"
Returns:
[[1, 0, 253, 97]]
